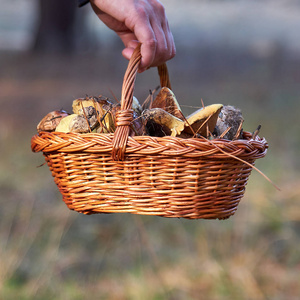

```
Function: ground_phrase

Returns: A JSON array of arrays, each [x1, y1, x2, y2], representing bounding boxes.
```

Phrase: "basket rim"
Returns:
[[31, 130, 268, 160]]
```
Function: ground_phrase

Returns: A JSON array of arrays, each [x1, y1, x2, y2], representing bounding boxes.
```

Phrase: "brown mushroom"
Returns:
[[37, 110, 69, 133], [55, 114, 91, 133], [142, 108, 184, 137], [152, 87, 184, 120], [214, 105, 244, 140], [176, 104, 223, 138]]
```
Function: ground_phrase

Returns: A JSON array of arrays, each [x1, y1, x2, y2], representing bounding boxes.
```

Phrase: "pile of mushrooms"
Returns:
[[37, 87, 244, 140]]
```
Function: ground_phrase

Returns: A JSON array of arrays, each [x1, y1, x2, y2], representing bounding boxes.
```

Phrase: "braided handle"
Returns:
[[158, 64, 171, 90], [112, 45, 171, 160]]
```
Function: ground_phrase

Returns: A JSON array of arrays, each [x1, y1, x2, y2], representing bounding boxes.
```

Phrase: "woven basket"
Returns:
[[31, 46, 268, 220]]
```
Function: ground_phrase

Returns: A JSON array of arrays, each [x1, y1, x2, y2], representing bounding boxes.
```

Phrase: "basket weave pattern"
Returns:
[[31, 46, 268, 219], [32, 131, 267, 219]]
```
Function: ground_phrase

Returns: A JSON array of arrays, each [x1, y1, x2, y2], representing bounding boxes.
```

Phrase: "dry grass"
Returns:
[[0, 50, 300, 300]]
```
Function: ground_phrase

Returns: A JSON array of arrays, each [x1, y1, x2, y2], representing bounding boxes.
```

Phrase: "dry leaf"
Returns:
[[73, 97, 115, 133], [72, 98, 96, 115]]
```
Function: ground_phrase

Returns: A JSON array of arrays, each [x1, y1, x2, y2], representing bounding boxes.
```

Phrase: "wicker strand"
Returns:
[[157, 64, 171, 89], [112, 45, 142, 160], [112, 46, 173, 160]]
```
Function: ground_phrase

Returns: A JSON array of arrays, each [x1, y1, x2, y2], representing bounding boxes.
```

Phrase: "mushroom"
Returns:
[[214, 105, 244, 140], [176, 104, 223, 138], [37, 110, 69, 132], [132, 96, 143, 115], [55, 114, 91, 133], [151, 87, 184, 120], [142, 108, 184, 137]]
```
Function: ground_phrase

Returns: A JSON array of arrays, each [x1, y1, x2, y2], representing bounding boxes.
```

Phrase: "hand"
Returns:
[[90, 0, 176, 72]]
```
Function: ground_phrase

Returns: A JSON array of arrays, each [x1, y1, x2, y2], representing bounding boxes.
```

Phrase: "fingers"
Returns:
[[91, 0, 176, 72], [143, 18, 175, 70], [121, 40, 139, 61], [121, 1, 175, 72], [136, 2, 175, 71]]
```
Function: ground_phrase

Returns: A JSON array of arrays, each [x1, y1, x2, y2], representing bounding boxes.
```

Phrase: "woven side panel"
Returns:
[[44, 151, 254, 219], [32, 130, 267, 219]]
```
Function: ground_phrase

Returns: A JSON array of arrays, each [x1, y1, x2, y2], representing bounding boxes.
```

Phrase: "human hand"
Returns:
[[90, 0, 176, 72]]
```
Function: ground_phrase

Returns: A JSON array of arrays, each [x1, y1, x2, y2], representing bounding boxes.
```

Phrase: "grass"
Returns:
[[0, 50, 300, 299]]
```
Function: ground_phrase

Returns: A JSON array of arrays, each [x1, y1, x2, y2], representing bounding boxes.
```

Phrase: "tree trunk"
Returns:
[[33, 0, 77, 54]]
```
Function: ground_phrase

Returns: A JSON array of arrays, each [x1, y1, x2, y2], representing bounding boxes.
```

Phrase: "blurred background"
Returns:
[[0, 0, 299, 299]]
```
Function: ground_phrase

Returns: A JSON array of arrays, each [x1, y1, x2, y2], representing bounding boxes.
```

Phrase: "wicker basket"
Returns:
[[31, 46, 268, 220]]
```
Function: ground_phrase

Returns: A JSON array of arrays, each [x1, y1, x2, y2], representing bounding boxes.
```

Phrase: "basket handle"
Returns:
[[112, 44, 171, 160]]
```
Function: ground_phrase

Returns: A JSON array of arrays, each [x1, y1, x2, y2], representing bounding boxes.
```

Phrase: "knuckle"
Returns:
[[162, 45, 175, 61], [149, 0, 165, 16], [145, 38, 157, 50], [156, 2, 166, 16], [135, 5, 148, 19]]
